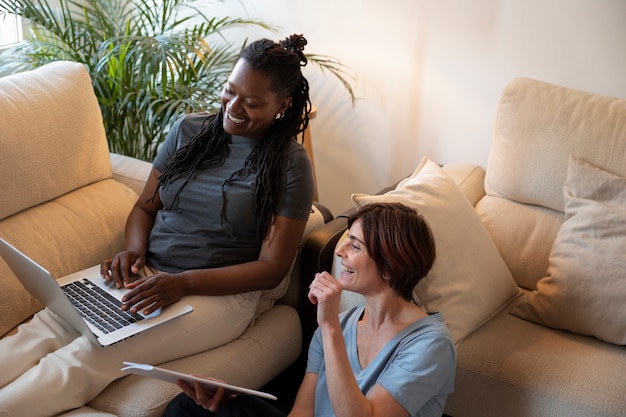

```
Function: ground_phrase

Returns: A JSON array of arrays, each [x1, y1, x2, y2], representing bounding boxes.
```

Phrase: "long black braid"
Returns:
[[153, 34, 312, 243]]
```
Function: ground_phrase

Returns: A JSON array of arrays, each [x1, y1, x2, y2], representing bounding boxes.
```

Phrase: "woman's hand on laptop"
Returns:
[[101, 250, 145, 289], [120, 273, 185, 316]]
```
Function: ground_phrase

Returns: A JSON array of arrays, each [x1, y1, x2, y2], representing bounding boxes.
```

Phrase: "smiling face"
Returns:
[[220, 58, 292, 139], [335, 220, 385, 295]]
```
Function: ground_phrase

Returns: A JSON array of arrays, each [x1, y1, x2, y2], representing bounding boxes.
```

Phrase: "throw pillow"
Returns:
[[511, 156, 626, 345], [352, 157, 519, 343]]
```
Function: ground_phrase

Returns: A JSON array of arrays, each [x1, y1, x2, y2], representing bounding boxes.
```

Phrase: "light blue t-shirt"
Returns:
[[306, 305, 456, 417], [146, 112, 314, 273]]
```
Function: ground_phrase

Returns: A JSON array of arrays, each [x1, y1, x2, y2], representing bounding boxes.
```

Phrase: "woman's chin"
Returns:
[[337, 273, 353, 288], [223, 121, 241, 135]]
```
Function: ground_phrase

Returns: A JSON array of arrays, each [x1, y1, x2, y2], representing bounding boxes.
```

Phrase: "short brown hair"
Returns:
[[347, 202, 436, 300]]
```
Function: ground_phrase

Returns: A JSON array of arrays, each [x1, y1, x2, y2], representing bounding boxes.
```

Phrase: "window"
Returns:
[[0, 14, 23, 48]]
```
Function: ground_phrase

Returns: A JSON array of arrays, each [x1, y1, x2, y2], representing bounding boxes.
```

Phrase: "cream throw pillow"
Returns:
[[352, 157, 519, 343], [511, 156, 626, 345]]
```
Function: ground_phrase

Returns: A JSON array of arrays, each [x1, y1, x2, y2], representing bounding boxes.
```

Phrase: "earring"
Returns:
[[275, 112, 283, 120]]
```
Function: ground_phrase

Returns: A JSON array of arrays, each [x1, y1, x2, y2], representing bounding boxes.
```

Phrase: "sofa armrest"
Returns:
[[312, 201, 334, 224], [299, 212, 351, 347], [301, 214, 350, 279], [109, 153, 152, 196]]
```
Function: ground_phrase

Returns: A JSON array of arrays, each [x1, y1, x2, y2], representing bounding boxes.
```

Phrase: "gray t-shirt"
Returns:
[[306, 305, 456, 417], [146, 113, 314, 273]]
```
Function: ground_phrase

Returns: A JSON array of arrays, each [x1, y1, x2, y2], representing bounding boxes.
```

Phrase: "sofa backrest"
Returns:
[[486, 77, 626, 212], [0, 62, 138, 337], [0, 61, 112, 220], [479, 78, 626, 289]]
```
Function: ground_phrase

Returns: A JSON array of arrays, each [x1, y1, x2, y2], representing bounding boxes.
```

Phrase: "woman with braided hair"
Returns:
[[0, 34, 315, 416]]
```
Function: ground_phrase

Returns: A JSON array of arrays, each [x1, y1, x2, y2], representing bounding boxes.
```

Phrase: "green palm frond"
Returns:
[[0, 0, 355, 161], [306, 53, 357, 106]]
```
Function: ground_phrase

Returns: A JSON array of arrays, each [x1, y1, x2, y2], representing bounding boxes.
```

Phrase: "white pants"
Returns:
[[0, 289, 260, 417]]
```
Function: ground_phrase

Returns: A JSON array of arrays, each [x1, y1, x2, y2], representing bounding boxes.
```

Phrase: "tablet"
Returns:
[[121, 361, 278, 400]]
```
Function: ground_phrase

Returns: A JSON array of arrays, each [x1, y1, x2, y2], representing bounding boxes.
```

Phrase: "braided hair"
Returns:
[[154, 34, 312, 243]]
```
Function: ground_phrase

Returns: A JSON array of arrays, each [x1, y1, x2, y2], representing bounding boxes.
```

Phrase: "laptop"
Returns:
[[0, 237, 193, 346]]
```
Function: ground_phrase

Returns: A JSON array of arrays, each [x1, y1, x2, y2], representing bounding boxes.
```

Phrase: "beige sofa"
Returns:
[[301, 78, 626, 417], [0, 61, 330, 416]]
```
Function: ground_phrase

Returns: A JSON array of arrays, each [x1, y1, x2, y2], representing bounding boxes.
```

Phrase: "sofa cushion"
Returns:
[[482, 77, 626, 291], [445, 305, 626, 417], [511, 156, 626, 345], [476, 196, 561, 290], [486, 78, 626, 214], [351, 157, 519, 343], [57, 407, 117, 417], [0, 179, 137, 337], [0, 61, 111, 221]]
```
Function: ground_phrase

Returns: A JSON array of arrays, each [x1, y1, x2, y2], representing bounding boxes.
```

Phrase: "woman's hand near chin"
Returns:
[[308, 271, 342, 327]]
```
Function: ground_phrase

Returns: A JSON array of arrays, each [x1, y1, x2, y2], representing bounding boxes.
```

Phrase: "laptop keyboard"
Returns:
[[62, 278, 144, 334]]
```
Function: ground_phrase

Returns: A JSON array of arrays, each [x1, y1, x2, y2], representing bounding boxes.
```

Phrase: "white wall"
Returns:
[[216, 0, 626, 215]]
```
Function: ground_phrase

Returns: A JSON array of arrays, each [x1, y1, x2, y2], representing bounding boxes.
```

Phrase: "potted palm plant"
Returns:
[[0, 0, 355, 161]]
